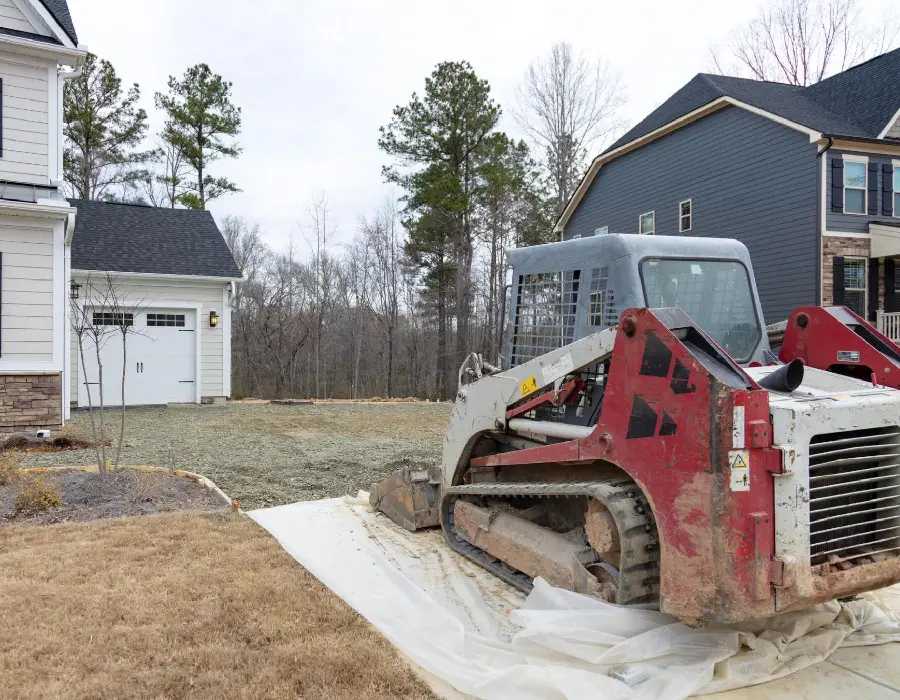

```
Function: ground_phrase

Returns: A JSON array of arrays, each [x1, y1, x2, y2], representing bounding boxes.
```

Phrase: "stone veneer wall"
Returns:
[[821, 236, 871, 307], [0, 373, 62, 433]]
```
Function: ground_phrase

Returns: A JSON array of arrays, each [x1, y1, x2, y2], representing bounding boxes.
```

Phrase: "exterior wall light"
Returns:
[[209, 310, 219, 328], [70, 281, 82, 300]]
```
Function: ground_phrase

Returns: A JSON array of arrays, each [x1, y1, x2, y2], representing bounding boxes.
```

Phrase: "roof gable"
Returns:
[[70, 200, 242, 279], [803, 48, 900, 137], [35, 0, 76, 44]]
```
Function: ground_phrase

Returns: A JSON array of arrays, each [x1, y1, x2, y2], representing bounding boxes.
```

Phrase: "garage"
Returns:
[[77, 308, 198, 407], [68, 200, 242, 412]]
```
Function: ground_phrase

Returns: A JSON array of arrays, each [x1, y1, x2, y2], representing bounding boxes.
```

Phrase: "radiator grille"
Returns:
[[809, 426, 900, 566]]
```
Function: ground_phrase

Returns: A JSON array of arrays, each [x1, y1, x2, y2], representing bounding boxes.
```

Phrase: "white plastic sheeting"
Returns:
[[249, 495, 900, 699]]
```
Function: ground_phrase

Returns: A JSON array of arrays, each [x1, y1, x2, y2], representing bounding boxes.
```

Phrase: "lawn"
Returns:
[[0, 511, 436, 700], [21, 401, 452, 510]]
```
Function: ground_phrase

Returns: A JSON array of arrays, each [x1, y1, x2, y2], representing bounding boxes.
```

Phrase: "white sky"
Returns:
[[64, 0, 885, 252]]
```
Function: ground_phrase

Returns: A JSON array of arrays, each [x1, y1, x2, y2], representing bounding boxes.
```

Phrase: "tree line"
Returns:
[[226, 45, 625, 400]]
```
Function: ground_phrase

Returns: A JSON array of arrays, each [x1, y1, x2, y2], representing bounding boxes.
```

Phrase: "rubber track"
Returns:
[[442, 479, 660, 606]]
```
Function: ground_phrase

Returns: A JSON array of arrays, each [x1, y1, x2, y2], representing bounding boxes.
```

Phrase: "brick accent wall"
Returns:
[[0, 373, 62, 433], [822, 236, 870, 307]]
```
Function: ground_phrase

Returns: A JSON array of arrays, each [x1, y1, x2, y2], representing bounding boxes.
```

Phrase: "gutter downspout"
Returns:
[[816, 136, 834, 307], [57, 65, 82, 424]]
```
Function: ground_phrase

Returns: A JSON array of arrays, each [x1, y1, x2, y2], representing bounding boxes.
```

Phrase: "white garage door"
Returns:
[[78, 308, 197, 407]]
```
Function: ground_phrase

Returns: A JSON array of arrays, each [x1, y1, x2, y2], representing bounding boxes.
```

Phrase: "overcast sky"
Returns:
[[65, 0, 889, 253]]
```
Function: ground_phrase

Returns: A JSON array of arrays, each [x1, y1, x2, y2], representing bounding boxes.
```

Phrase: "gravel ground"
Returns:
[[1, 470, 226, 526], [20, 402, 452, 510]]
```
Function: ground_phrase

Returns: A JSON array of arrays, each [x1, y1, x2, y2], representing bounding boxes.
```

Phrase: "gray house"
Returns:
[[556, 48, 900, 335]]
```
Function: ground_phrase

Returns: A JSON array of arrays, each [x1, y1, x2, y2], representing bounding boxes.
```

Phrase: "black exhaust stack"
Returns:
[[757, 359, 804, 393]]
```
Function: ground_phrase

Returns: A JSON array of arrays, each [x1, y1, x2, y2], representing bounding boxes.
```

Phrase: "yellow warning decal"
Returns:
[[520, 375, 539, 397], [729, 450, 750, 492]]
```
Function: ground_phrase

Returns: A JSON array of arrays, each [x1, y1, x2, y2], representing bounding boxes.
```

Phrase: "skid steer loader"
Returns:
[[370, 234, 900, 624]]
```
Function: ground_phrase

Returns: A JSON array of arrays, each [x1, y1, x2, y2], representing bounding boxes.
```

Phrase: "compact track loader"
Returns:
[[371, 234, 900, 624]]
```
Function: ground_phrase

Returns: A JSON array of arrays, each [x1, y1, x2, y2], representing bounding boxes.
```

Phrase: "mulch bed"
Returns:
[[0, 469, 227, 526]]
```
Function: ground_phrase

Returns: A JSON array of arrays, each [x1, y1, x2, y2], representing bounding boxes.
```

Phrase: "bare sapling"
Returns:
[[69, 275, 114, 473]]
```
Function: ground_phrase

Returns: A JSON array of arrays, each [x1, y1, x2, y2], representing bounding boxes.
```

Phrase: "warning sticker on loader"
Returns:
[[520, 375, 539, 398], [837, 350, 860, 362], [729, 450, 750, 492], [542, 352, 574, 386]]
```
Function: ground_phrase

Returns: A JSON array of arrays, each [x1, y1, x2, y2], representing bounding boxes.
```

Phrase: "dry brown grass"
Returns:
[[0, 512, 436, 700]]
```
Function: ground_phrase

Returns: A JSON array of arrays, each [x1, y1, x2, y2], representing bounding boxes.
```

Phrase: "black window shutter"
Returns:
[[868, 256, 880, 321], [884, 164, 894, 216], [887, 258, 897, 313], [831, 159, 844, 212], [833, 256, 845, 306], [868, 163, 879, 215]]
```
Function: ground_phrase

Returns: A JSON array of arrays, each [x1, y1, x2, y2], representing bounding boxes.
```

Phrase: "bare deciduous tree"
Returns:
[[70, 274, 149, 474], [303, 191, 339, 399], [514, 42, 626, 219], [360, 199, 403, 397], [711, 0, 899, 86]]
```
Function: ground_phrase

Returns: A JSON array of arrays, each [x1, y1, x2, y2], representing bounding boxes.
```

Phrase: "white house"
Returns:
[[0, 0, 84, 432], [0, 1, 242, 433]]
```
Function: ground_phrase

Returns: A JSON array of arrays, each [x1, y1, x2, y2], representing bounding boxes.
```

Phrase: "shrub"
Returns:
[[16, 474, 61, 513], [129, 470, 166, 504], [0, 453, 21, 486]]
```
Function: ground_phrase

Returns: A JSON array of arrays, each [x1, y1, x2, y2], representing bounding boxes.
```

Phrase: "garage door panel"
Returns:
[[78, 308, 197, 407]]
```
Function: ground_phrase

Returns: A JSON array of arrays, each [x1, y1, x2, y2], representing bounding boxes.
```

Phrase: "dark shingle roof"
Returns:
[[38, 0, 77, 45], [70, 200, 242, 279], [804, 49, 900, 136], [605, 47, 900, 153]]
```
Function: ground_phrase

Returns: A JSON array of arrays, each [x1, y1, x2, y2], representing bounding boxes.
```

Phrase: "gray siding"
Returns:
[[826, 150, 899, 232], [564, 106, 819, 324]]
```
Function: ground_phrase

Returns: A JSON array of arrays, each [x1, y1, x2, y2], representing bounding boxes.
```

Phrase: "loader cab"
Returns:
[[504, 234, 770, 369]]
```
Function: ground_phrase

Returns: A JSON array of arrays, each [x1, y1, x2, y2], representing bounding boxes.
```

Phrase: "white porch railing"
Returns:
[[877, 310, 900, 342]]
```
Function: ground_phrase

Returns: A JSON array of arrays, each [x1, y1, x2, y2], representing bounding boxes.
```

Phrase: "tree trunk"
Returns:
[[114, 332, 127, 472]]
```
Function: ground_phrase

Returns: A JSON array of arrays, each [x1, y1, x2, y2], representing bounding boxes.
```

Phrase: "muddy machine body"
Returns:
[[372, 234, 900, 623]]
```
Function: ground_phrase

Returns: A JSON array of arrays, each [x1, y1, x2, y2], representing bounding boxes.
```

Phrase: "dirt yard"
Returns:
[[0, 511, 435, 700], [20, 402, 452, 510]]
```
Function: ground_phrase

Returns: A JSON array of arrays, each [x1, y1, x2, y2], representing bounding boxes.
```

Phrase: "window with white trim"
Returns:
[[843, 257, 867, 317], [679, 200, 692, 232], [594, 226, 609, 235], [639, 211, 655, 235], [894, 166, 900, 217], [844, 160, 867, 214]]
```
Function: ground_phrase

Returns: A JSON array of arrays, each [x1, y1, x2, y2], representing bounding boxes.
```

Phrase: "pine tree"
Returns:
[[155, 64, 242, 209], [379, 61, 500, 397], [63, 53, 149, 200]]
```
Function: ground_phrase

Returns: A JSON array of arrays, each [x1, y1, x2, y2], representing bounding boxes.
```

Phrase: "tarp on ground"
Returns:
[[249, 495, 900, 700]]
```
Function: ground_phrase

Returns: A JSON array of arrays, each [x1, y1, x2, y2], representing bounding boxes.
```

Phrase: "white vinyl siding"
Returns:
[[70, 274, 228, 401], [1, 220, 54, 361], [0, 0, 46, 36], [0, 58, 49, 185]]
